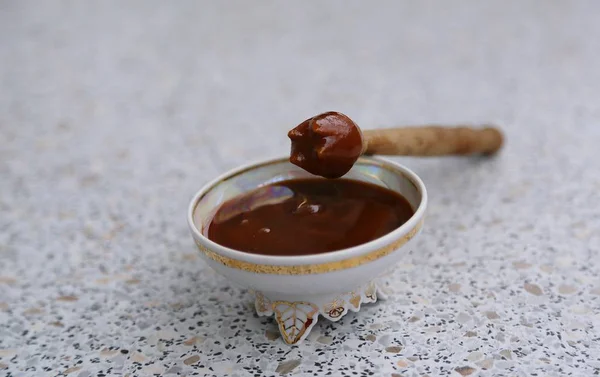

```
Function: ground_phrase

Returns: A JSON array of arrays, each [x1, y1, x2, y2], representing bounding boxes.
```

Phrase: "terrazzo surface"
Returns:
[[1, 1, 600, 376]]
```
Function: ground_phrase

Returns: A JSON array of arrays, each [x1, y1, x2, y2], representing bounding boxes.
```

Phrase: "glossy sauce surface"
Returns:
[[206, 179, 414, 256]]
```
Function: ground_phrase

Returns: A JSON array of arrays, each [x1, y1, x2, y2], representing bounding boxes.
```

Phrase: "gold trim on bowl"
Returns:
[[194, 218, 423, 275]]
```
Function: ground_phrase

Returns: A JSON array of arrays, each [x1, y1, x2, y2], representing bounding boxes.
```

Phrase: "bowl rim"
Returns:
[[187, 156, 427, 266]]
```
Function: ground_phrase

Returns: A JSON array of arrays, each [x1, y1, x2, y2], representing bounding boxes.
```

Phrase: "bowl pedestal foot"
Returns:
[[253, 279, 389, 344]]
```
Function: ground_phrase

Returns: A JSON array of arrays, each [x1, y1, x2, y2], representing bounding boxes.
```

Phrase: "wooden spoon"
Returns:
[[288, 111, 503, 178]]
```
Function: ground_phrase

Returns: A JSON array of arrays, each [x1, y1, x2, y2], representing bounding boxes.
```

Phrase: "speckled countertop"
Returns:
[[1, 1, 599, 376]]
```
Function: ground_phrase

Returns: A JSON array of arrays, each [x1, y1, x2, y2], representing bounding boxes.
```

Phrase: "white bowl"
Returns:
[[187, 156, 427, 344]]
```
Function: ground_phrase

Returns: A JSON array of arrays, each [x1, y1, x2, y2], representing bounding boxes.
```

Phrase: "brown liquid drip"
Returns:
[[288, 112, 363, 179], [206, 179, 414, 256]]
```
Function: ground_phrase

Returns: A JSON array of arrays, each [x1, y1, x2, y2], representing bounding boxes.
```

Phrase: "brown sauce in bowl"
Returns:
[[206, 178, 414, 256]]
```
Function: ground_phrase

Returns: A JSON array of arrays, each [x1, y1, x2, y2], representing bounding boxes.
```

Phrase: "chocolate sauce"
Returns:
[[288, 112, 363, 179], [206, 178, 414, 256]]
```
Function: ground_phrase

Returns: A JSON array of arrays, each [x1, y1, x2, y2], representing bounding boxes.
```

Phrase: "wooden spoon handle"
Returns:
[[362, 126, 503, 156]]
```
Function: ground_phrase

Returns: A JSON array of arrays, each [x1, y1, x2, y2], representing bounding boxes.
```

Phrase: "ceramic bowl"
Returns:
[[187, 156, 427, 344]]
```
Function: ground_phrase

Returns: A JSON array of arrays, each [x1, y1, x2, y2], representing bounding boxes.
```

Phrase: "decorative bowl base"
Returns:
[[253, 279, 389, 344]]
